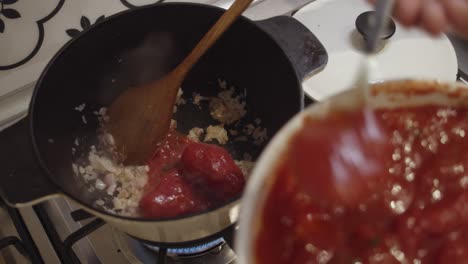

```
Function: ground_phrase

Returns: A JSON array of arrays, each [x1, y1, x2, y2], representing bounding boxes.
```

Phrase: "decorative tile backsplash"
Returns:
[[0, 0, 167, 130], [0, 0, 165, 98]]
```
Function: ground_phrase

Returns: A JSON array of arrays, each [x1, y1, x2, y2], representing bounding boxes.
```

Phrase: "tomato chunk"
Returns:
[[139, 169, 209, 218], [180, 142, 245, 202], [146, 131, 191, 185]]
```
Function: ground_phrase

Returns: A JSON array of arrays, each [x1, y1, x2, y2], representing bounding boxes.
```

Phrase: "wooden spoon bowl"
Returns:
[[106, 0, 254, 165]]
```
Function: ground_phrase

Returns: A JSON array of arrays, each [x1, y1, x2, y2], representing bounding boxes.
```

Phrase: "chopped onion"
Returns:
[[95, 179, 106, 190]]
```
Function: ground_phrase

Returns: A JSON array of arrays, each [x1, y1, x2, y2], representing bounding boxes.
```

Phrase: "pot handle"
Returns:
[[0, 118, 59, 207], [255, 16, 328, 81]]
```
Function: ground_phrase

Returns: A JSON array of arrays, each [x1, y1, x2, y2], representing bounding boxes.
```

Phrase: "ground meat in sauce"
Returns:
[[256, 105, 468, 264]]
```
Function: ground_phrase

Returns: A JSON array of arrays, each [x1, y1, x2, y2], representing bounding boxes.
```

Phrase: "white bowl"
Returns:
[[234, 80, 468, 264]]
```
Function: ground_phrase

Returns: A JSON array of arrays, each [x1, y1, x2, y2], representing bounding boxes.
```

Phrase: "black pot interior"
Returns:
[[30, 3, 302, 219]]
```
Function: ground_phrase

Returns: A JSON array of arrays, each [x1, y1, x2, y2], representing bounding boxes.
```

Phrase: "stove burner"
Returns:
[[144, 238, 225, 258]]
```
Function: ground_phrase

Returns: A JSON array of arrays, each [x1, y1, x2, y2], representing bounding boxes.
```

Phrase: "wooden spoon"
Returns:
[[106, 0, 254, 165]]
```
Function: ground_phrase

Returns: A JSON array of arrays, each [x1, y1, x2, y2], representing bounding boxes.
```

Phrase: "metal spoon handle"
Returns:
[[366, 0, 395, 53]]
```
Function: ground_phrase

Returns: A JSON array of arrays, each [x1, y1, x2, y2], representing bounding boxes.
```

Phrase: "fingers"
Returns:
[[420, 0, 449, 35], [443, 0, 468, 36], [367, 0, 468, 37], [368, 0, 422, 26], [393, 0, 423, 26], [367, 0, 422, 26]]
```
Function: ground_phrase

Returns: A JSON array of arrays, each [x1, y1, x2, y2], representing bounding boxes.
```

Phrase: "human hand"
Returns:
[[368, 0, 468, 37]]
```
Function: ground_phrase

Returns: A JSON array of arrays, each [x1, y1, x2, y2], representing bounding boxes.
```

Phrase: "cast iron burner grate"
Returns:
[[0, 198, 43, 263]]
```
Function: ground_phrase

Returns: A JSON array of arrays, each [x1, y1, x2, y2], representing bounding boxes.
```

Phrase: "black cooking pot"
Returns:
[[0, 3, 327, 244]]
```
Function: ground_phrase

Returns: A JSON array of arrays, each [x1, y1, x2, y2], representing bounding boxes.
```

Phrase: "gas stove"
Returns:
[[36, 196, 237, 264], [0, 1, 315, 263], [1, 188, 236, 264], [2, 99, 320, 264], [0, 117, 239, 264]]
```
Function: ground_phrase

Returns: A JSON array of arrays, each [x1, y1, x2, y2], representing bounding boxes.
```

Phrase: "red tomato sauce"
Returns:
[[139, 131, 245, 218], [256, 105, 468, 264]]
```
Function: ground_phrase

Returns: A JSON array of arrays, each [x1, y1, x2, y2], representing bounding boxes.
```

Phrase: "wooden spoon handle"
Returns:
[[173, 0, 254, 78]]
